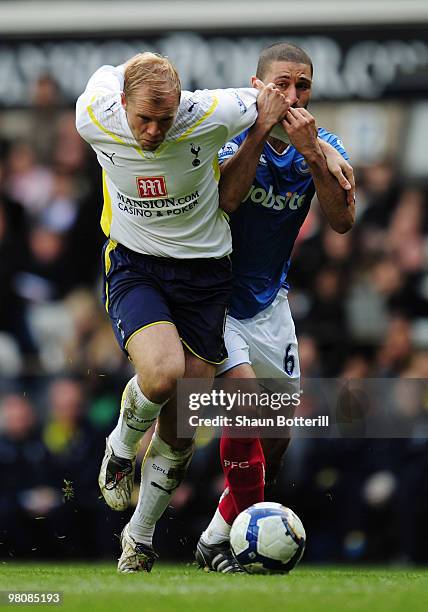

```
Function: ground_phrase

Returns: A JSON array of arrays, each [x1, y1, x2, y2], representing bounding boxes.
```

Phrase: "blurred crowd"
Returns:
[[0, 75, 427, 564]]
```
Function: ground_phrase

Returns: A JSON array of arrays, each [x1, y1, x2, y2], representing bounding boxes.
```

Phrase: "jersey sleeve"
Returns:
[[75, 64, 126, 145], [318, 128, 350, 161], [213, 86, 291, 154], [212, 88, 258, 141], [212, 88, 290, 146], [218, 132, 246, 164]]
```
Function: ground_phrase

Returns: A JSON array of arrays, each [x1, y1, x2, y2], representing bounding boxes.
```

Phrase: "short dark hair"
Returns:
[[256, 42, 313, 79]]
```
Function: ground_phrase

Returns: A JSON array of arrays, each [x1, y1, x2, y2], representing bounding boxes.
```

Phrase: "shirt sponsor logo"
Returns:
[[116, 190, 200, 218], [218, 142, 239, 161], [246, 184, 306, 211], [136, 176, 168, 198]]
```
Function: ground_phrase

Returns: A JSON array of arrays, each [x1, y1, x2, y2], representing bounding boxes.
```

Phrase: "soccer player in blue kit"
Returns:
[[196, 42, 356, 572]]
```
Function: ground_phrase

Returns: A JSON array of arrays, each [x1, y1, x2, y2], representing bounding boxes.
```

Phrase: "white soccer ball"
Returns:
[[230, 502, 306, 574]]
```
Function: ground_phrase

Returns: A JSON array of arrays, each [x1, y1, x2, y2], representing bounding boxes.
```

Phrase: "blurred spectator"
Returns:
[[40, 377, 109, 558], [298, 335, 322, 377], [28, 74, 62, 165], [375, 316, 413, 376], [358, 159, 400, 230], [0, 394, 60, 559], [63, 289, 125, 376], [54, 111, 88, 174], [0, 193, 38, 365], [5, 142, 53, 217]]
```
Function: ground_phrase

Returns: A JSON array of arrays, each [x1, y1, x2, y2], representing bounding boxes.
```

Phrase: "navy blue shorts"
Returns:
[[102, 240, 233, 364]]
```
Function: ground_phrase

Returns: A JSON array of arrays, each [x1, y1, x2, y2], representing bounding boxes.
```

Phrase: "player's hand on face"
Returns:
[[253, 79, 291, 131], [319, 140, 356, 206], [282, 107, 318, 157]]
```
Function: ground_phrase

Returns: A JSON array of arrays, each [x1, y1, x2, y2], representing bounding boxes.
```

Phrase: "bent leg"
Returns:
[[129, 350, 215, 546], [158, 349, 215, 449], [100, 323, 186, 512], [109, 324, 185, 459], [203, 363, 266, 545], [128, 322, 185, 403]]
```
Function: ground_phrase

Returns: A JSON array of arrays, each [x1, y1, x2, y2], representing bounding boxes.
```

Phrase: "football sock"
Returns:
[[128, 430, 194, 546], [109, 375, 165, 459], [218, 486, 238, 525], [220, 436, 266, 519], [202, 437, 266, 545], [202, 490, 233, 545]]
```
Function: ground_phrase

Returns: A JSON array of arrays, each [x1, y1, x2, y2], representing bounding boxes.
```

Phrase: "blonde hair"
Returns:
[[124, 52, 181, 103]]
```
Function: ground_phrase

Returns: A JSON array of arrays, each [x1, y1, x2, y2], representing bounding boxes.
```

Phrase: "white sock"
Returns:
[[128, 430, 194, 546], [202, 494, 232, 545], [109, 375, 165, 459]]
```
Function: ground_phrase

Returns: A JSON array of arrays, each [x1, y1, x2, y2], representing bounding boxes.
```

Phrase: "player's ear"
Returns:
[[250, 75, 258, 88], [121, 91, 127, 109]]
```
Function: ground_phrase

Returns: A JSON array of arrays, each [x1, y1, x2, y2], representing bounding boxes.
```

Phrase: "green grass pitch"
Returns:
[[1, 564, 427, 612]]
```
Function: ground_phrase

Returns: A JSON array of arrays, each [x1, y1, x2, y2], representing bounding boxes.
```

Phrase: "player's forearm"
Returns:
[[219, 123, 270, 214], [305, 145, 355, 234]]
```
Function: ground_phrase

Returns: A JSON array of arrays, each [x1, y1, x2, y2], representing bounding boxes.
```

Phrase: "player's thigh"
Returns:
[[222, 363, 257, 379], [127, 323, 185, 382], [170, 256, 233, 366], [251, 292, 300, 380], [216, 317, 252, 377], [183, 349, 216, 379], [103, 240, 175, 351]]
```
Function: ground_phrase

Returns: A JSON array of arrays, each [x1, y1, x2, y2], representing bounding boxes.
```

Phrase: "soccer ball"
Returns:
[[230, 502, 306, 574]]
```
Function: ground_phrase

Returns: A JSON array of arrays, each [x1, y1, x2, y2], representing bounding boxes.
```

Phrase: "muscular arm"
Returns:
[[219, 122, 270, 214], [318, 138, 356, 213], [305, 140, 355, 234], [284, 108, 354, 234]]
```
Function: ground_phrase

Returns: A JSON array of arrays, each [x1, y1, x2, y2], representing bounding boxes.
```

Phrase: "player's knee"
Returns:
[[141, 364, 184, 403]]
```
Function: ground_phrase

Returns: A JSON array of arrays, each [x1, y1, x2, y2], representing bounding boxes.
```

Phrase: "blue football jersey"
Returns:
[[219, 128, 349, 320]]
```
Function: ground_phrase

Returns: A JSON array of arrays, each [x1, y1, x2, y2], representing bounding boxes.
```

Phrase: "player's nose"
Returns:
[[286, 85, 298, 106], [145, 121, 162, 137]]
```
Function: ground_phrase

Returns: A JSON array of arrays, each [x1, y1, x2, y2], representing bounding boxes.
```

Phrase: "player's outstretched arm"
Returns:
[[219, 82, 290, 214], [283, 108, 354, 234]]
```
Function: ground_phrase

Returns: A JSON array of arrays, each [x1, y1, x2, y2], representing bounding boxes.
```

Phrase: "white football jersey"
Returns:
[[76, 64, 263, 258]]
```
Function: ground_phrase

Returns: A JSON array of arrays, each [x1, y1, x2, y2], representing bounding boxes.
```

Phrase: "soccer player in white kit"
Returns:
[[75, 52, 298, 572]]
